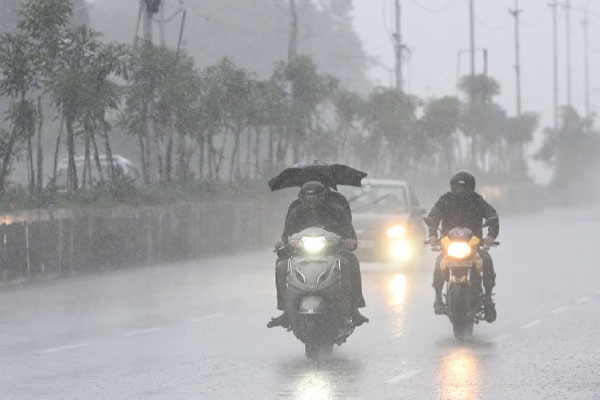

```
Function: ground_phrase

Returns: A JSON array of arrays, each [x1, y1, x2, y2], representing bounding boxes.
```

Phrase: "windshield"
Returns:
[[339, 185, 408, 214]]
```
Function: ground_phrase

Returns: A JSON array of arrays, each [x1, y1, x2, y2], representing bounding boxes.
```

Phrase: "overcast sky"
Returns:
[[352, 0, 600, 182], [352, 0, 599, 127]]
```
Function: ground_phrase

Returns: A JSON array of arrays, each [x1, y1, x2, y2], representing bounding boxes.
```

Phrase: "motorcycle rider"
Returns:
[[267, 181, 369, 328], [426, 170, 499, 322]]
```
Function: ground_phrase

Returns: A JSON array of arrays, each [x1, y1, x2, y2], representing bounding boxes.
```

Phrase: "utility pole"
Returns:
[[549, 1, 559, 130], [582, 6, 590, 119], [510, 0, 522, 116], [142, 0, 161, 183], [393, 0, 403, 91], [288, 0, 298, 63], [469, 0, 475, 77], [564, 0, 572, 107], [158, 1, 166, 46]]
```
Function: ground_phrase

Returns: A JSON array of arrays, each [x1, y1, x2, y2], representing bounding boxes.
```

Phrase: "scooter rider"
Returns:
[[425, 170, 499, 322], [267, 181, 369, 328]]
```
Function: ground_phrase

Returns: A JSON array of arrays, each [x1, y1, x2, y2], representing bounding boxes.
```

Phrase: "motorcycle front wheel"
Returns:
[[448, 284, 474, 340]]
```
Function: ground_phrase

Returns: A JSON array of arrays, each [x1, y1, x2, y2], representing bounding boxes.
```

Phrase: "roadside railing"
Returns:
[[0, 199, 285, 283]]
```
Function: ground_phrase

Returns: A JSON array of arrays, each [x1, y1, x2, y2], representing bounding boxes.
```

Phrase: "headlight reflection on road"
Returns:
[[294, 372, 333, 400], [388, 273, 408, 338], [439, 349, 480, 400], [388, 273, 408, 306]]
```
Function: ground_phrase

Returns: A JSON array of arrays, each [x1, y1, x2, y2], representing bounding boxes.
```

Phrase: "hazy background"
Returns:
[[352, 0, 600, 184]]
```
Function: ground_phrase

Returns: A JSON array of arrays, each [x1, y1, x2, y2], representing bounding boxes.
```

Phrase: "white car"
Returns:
[[339, 178, 427, 266]]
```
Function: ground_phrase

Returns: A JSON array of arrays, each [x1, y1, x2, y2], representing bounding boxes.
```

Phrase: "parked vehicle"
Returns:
[[55, 155, 140, 188], [339, 179, 427, 266], [279, 227, 356, 359], [429, 227, 498, 339]]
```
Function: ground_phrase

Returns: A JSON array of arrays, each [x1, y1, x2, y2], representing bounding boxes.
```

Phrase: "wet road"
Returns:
[[1, 207, 599, 399]]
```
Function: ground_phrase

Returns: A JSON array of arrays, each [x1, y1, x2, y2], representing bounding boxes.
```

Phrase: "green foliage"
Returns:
[[536, 107, 600, 192]]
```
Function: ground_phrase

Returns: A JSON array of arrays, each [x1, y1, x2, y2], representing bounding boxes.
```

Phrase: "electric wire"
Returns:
[[408, 0, 457, 14], [461, 0, 510, 32]]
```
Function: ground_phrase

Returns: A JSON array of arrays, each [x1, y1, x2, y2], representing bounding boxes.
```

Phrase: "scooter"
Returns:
[[279, 227, 355, 359]]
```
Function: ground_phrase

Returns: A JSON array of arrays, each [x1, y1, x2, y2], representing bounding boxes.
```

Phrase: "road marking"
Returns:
[[385, 369, 423, 384], [40, 342, 89, 354], [551, 306, 568, 314], [521, 320, 542, 330], [576, 297, 591, 304], [123, 327, 162, 337], [189, 313, 222, 323], [492, 334, 510, 342]]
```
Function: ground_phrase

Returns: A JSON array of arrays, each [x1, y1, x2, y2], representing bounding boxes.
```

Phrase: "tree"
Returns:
[[419, 96, 461, 174], [0, 32, 37, 191], [363, 87, 418, 176], [17, 0, 73, 191], [535, 107, 599, 199], [49, 26, 123, 191], [273, 55, 338, 163]]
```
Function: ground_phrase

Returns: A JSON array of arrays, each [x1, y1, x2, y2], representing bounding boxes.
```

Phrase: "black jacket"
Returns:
[[426, 191, 499, 239], [281, 198, 357, 243]]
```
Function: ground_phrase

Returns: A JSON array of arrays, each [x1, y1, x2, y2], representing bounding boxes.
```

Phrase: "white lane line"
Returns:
[[40, 342, 89, 354], [521, 320, 542, 330], [123, 327, 162, 337], [551, 306, 568, 314], [576, 297, 591, 304], [493, 334, 510, 342], [189, 313, 222, 323], [385, 369, 423, 384]]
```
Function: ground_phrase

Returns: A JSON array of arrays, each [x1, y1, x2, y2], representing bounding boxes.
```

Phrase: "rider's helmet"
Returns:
[[450, 170, 476, 195], [299, 181, 329, 209]]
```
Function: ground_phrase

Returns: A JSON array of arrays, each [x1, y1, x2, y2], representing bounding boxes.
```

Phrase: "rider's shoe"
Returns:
[[267, 312, 289, 328], [483, 295, 496, 323], [352, 309, 369, 326], [433, 298, 447, 315]]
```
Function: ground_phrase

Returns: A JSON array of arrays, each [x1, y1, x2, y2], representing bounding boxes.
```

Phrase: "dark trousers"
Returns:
[[275, 251, 366, 310], [432, 249, 496, 294]]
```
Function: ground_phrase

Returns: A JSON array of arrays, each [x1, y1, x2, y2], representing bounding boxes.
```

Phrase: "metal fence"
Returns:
[[0, 199, 286, 283]]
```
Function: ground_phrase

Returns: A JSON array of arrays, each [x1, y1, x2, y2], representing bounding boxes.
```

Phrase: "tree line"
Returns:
[[1, 0, 594, 199]]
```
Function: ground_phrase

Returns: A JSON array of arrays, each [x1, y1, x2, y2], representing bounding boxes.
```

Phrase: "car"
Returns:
[[338, 178, 427, 266], [55, 154, 141, 188]]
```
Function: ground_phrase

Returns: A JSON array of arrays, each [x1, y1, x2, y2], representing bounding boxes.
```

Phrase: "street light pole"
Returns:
[[394, 0, 403, 91]]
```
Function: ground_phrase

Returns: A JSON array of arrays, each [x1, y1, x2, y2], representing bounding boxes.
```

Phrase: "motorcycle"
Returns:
[[428, 227, 498, 339], [277, 227, 355, 359]]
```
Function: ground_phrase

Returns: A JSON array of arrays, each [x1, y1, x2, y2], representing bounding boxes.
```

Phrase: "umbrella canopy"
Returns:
[[268, 162, 367, 191]]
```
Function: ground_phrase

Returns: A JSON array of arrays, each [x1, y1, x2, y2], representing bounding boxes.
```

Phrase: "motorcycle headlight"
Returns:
[[301, 236, 327, 253], [386, 225, 406, 238], [447, 242, 472, 259]]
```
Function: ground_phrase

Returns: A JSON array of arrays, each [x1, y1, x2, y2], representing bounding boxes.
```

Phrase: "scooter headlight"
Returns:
[[386, 225, 406, 238], [301, 236, 327, 253], [447, 242, 472, 259]]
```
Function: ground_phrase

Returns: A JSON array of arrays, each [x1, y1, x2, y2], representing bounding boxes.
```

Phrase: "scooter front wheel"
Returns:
[[305, 343, 319, 360]]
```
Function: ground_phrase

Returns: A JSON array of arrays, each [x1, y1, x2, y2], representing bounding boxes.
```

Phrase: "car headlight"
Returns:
[[446, 242, 472, 259], [386, 225, 406, 238], [301, 236, 327, 253]]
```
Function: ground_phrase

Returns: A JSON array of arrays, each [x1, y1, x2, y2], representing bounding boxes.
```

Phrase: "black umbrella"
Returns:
[[268, 162, 367, 191]]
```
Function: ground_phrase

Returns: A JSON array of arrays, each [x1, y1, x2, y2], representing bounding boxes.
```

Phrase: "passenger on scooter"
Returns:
[[267, 181, 369, 328], [425, 170, 499, 322]]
